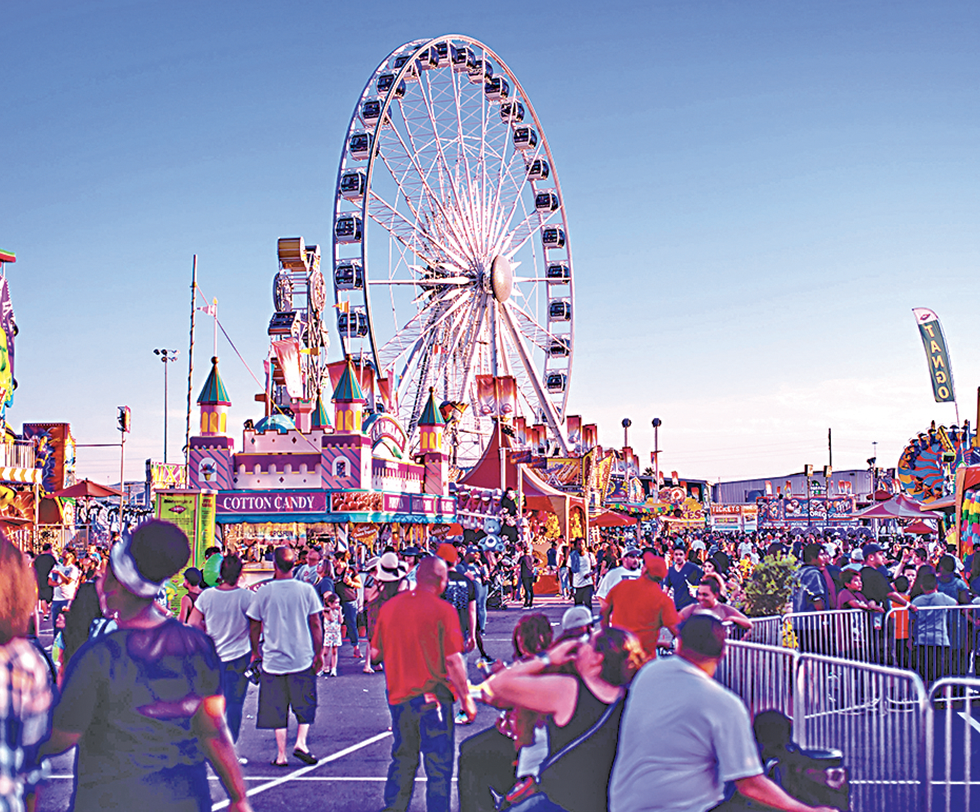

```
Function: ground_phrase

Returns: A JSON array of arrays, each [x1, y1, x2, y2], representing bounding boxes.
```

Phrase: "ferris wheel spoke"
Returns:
[[380, 290, 473, 370], [456, 294, 490, 413], [390, 117, 486, 267], [374, 116, 478, 264], [499, 302, 568, 452], [501, 299, 559, 353], [367, 191, 471, 272], [410, 74, 475, 245]]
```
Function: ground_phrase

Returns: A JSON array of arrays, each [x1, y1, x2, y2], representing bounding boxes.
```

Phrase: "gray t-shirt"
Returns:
[[246, 578, 322, 674], [194, 586, 253, 661], [609, 656, 762, 812]]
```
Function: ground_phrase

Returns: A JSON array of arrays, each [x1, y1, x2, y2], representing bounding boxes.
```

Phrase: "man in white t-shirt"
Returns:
[[293, 548, 322, 586], [569, 537, 594, 606], [247, 547, 323, 767], [596, 547, 641, 614], [190, 553, 254, 745], [610, 616, 837, 812], [49, 549, 80, 628]]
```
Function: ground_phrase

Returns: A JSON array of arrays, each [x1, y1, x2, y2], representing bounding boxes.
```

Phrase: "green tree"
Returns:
[[742, 553, 798, 617]]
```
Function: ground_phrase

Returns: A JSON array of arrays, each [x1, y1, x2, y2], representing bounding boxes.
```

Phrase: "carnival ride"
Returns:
[[266, 238, 330, 413], [897, 421, 973, 504], [331, 36, 574, 467]]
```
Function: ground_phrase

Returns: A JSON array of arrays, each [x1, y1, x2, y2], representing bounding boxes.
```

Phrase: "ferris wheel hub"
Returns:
[[490, 255, 513, 303]]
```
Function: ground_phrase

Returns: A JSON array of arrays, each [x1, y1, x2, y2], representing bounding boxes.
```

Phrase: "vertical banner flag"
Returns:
[[497, 376, 516, 416], [271, 338, 303, 398], [566, 415, 582, 453], [912, 308, 956, 403], [475, 375, 497, 416]]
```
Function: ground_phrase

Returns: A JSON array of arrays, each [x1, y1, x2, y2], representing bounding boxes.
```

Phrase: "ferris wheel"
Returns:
[[331, 35, 574, 467]]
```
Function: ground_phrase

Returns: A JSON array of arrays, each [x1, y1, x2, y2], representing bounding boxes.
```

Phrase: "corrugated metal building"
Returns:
[[712, 469, 875, 505]]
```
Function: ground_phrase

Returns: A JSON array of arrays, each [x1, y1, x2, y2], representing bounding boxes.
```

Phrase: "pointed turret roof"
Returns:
[[418, 387, 445, 426], [332, 357, 366, 402], [312, 396, 332, 428], [198, 357, 231, 405]]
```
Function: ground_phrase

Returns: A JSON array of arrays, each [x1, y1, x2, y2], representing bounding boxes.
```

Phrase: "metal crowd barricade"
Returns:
[[785, 609, 878, 662], [883, 604, 977, 688], [716, 639, 798, 718], [726, 614, 785, 646], [795, 652, 928, 812], [926, 677, 980, 812]]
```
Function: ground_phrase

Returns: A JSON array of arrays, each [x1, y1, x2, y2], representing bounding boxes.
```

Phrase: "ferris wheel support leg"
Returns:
[[499, 302, 569, 455]]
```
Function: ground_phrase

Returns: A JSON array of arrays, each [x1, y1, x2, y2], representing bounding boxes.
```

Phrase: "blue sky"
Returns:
[[2, 0, 977, 485]]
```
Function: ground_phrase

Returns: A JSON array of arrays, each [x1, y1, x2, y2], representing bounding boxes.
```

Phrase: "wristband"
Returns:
[[537, 651, 552, 668]]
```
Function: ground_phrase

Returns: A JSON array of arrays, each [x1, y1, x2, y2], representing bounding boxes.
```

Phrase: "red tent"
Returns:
[[850, 494, 940, 520], [456, 425, 585, 537], [54, 479, 121, 499], [904, 520, 937, 535], [591, 510, 637, 527]]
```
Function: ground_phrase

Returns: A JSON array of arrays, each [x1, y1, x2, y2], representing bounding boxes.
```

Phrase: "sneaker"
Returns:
[[454, 711, 472, 725]]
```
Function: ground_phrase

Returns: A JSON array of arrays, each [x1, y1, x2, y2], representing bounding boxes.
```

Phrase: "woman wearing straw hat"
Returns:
[[364, 551, 408, 672], [43, 520, 252, 812]]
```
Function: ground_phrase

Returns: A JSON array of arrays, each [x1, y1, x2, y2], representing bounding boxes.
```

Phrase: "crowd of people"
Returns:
[[4, 518, 971, 811]]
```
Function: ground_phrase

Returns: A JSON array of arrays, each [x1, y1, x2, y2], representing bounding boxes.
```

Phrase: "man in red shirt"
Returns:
[[603, 553, 680, 662], [371, 555, 476, 812]]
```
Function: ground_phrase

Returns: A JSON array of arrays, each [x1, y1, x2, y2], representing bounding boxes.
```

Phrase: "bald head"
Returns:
[[416, 555, 448, 593], [274, 546, 295, 574]]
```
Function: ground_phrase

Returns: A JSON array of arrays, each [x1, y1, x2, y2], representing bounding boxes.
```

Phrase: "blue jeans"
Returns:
[[220, 652, 251, 742], [474, 579, 487, 633], [384, 688, 455, 812], [341, 600, 360, 648], [558, 568, 569, 595]]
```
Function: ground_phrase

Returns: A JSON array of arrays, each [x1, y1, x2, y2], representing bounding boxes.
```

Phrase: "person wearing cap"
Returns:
[[603, 554, 680, 662], [370, 555, 476, 812], [609, 615, 838, 812], [559, 605, 595, 641], [399, 545, 422, 590], [596, 548, 642, 616], [43, 520, 252, 812]]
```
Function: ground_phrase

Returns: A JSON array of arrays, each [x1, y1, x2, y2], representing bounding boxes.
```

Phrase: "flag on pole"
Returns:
[[333, 301, 350, 314], [912, 308, 956, 403]]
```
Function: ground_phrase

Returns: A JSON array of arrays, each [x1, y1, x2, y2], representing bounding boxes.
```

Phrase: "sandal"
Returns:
[[271, 759, 289, 768], [293, 748, 318, 765], [362, 665, 375, 674]]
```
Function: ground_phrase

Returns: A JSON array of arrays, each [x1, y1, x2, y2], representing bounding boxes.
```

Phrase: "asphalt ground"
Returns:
[[34, 593, 576, 812]]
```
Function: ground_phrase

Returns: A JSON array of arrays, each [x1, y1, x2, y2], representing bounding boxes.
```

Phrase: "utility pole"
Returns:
[[117, 406, 131, 531]]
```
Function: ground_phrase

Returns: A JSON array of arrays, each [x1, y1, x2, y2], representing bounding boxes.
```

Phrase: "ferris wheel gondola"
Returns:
[[331, 36, 574, 467]]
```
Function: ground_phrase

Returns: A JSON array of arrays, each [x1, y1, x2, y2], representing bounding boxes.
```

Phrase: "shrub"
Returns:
[[742, 553, 798, 618]]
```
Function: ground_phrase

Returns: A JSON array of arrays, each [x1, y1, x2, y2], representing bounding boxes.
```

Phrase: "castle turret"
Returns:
[[418, 387, 448, 495], [189, 356, 234, 490], [198, 357, 231, 436], [312, 396, 332, 430], [332, 357, 366, 434]]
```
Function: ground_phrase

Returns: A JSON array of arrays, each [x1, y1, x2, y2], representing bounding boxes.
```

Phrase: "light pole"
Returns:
[[651, 418, 662, 498], [154, 349, 179, 463], [622, 417, 632, 448]]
